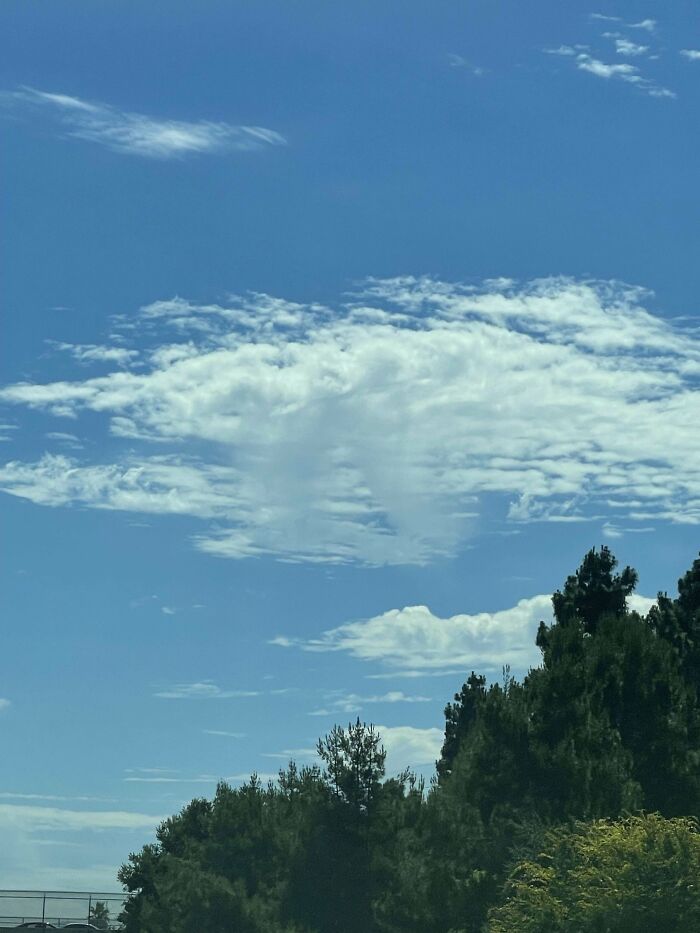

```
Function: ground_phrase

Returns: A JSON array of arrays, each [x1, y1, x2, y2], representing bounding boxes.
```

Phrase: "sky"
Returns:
[[1, 0, 699, 895]]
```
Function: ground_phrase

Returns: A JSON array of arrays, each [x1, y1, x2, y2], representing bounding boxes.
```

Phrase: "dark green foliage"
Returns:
[[119, 548, 700, 933]]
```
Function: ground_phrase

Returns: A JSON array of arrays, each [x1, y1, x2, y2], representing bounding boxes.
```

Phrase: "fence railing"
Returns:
[[0, 889, 126, 929]]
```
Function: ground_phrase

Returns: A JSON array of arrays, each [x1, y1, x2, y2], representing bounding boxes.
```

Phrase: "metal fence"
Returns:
[[0, 889, 126, 929]]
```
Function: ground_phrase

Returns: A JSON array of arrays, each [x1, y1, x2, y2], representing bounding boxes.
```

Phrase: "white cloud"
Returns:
[[576, 55, 643, 81], [627, 593, 657, 616], [203, 729, 246, 738], [628, 19, 656, 32], [0, 804, 162, 833], [681, 50, 700, 61], [590, 13, 621, 23], [54, 342, 139, 366], [613, 38, 649, 56], [550, 47, 674, 98], [154, 681, 260, 699], [263, 747, 319, 761], [447, 54, 485, 76], [281, 596, 552, 673], [309, 690, 431, 716], [5, 87, 286, 159], [0, 792, 113, 803], [123, 773, 239, 784], [1, 278, 699, 564], [277, 589, 658, 674], [377, 725, 444, 772], [0, 698, 10, 712]]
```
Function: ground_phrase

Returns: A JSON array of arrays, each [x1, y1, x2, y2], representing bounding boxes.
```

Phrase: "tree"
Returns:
[[316, 718, 386, 812], [487, 813, 700, 932], [89, 901, 110, 930], [648, 552, 700, 689], [437, 672, 486, 780]]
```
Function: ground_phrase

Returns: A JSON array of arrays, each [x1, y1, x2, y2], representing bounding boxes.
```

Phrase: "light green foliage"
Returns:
[[487, 813, 700, 932]]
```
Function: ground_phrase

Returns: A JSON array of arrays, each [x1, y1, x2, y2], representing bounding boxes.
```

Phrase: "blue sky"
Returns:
[[1, 0, 699, 892]]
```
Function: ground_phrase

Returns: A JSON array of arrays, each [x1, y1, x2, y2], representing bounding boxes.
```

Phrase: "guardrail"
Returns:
[[0, 890, 126, 929]]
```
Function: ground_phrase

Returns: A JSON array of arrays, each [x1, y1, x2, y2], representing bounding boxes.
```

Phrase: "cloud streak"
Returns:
[[549, 47, 674, 98], [5, 88, 286, 159], [1, 278, 699, 564], [154, 681, 260, 699]]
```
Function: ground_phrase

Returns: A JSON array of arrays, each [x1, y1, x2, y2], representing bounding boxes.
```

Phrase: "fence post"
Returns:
[[42, 893, 46, 923], [88, 894, 92, 924]]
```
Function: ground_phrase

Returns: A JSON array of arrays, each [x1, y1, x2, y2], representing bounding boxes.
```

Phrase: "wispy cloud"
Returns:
[[0, 699, 10, 713], [309, 690, 431, 716], [52, 342, 139, 366], [590, 13, 621, 23], [263, 747, 319, 761], [4, 87, 287, 160], [0, 792, 113, 803], [447, 54, 485, 76], [681, 49, 700, 61], [1, 278, 699, 564], [203, 729, 246, 738], [613, 38, 649, 56], [154, 681, 260, 699], [0, 803, 163, 832], [549, 46, 674, 97], [628, 19, 656, 33]]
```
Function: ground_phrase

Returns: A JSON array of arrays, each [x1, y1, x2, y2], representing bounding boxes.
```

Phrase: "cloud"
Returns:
[[53, 342, 139, 366], [590, 13, 621, 23], [278, 596, 552, 673], [1, 278, 699, 564], [263, 747, 319, 761], [123, 773, 241, 784], [681, 50, 700, 61], [309, 690, 431, 716], [0, 804, 162, 833], [0, 792, 113, 803], [154, 681, 260, 699], [276, 589, 657, 675], [4, 87, 286, 159], [447, 54, 485, 76], [576, 55, 642, 80], [377, 725, 444, 772], [0, 699, 10, 712], [549, 46, 674, 98], [203, 729, 246, 738], [628, 19, 656, 33], [613, 38, 649, 57]]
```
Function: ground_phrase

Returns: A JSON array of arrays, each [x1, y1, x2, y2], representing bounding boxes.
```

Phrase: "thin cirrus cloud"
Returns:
[[4, 87, 286, 159], [272, 593, 658, 675], [0, 277, 699, 565], [547, 46, 675, 98], [153, 681, 260, 699], [681, 50, 700, 61], [0, 803, 163, 833], [308, 690, 431, 716]]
